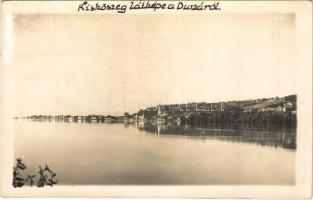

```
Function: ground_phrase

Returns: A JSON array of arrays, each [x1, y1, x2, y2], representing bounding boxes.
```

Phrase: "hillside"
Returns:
[[132, 95, 297, 125]]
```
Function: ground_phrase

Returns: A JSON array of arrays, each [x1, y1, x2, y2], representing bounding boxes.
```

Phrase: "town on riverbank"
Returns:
[[21, 95, 297, 127]]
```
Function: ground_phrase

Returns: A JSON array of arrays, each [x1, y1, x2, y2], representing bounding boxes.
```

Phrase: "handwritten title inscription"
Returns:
[[78, 1, 221, 13]]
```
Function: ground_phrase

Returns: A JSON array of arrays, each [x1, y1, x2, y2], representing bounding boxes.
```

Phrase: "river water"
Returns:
[[14, 120, 295, 185]]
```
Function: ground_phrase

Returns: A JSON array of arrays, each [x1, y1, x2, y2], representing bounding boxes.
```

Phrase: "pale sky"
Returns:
[[7, 13, 295, 116]]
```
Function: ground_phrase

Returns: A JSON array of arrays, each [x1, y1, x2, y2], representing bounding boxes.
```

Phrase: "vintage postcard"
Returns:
[[1, 0, 312, 198]]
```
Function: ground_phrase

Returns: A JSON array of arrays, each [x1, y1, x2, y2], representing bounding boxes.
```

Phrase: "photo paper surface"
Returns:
[[1, 1, 312, 198]]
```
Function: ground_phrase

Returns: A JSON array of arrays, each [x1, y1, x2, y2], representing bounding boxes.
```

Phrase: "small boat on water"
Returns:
[[64, 117, 73, 122], [77, 116, 84, 121], [104, 118, 114, 123], [156, 117, 166, 125], [90, 116, 98, 122], [124, 118, 134, 124]]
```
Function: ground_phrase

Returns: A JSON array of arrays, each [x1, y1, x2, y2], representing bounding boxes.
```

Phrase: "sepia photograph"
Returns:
[[1, 1, 312, 198]]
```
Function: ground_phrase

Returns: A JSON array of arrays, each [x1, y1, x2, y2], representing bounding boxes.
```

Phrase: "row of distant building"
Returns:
[[243, 101, 295, 113], [24, 107, 183, 125]]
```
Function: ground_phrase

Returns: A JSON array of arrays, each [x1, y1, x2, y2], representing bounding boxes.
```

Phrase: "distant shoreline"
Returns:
[[18, 95, 296, 126]]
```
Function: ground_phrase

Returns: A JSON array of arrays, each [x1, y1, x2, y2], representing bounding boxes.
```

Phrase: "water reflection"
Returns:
[[27, 118, 296, 150], [135, 121, 296, 149], [15, 119, 296, 185]]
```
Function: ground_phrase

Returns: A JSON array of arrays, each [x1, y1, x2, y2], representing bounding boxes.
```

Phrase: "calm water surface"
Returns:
[[14, 120, 295, 185]]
